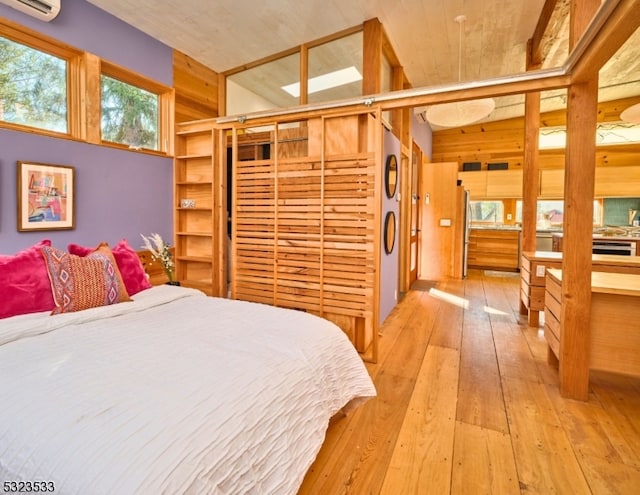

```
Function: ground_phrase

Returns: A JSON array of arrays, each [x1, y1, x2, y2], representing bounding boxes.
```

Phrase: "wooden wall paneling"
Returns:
[[431, 97, 640, 173], [173, 50, 219, 124]]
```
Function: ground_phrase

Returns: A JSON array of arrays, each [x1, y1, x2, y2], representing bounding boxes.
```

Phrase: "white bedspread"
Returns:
[[0, 286, 376, 494]]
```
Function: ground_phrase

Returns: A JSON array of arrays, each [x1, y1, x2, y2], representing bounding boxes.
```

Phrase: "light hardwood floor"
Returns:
[[298, 269, 640, 494]]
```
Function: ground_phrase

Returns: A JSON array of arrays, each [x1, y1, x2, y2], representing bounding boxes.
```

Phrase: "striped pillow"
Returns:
[[41, 245, 131, 315]]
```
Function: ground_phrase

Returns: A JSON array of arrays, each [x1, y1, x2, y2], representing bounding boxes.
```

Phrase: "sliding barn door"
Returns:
[[230, 112, 382, 361]]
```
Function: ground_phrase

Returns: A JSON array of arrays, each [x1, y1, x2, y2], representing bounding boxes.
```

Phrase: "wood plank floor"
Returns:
[[297, 269, 640, 494]]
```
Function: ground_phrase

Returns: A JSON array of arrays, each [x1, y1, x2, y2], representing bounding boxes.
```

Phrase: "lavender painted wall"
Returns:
[[379, 129, 401, 324], [412, 112, 433, 160], [379, 117, 433, 324], [0, 0, 173, 254]]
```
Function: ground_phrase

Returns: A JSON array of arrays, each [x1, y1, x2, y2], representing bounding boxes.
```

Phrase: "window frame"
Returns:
[[0, 17, 82, 139], [100, 60, 173, 154], [0, 17, 173, 157]]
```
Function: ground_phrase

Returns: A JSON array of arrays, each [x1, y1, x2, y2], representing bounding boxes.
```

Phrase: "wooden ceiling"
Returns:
[[86, 0, 640, 123]]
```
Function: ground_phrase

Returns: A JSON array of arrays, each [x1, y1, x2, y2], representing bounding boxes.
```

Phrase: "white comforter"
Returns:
[[0, 286, 376, 495]]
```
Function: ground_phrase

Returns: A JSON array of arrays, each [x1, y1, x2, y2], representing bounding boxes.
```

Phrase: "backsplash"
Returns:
[[603, 198, 640, 225]]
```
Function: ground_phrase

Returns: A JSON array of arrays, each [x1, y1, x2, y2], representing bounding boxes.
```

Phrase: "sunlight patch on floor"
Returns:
[[428, 287, 508, 315]]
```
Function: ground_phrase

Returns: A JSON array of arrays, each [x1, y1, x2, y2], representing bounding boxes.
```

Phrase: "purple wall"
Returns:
[[379, 115, 433, 324], [412, 113, 433, 160], [379, 129, 401, 324], [0, 0, 173, 254]]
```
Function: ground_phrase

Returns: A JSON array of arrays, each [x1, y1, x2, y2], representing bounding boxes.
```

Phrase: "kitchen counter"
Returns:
[[468, 228, 520, 271], [519, 251, 640, 326], [552, 232, 639, 241], [551, 231, 640, 254], [469, 224, 521, 231], [544, 268, 640, 398]]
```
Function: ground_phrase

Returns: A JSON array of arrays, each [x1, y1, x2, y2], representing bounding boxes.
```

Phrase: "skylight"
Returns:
[[282, 66, 362, 98]]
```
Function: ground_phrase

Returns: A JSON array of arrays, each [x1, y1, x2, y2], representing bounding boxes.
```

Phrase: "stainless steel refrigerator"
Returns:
[[462, 189, 471, 278]]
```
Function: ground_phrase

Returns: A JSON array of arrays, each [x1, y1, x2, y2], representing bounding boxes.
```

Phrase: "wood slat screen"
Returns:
[[232, 113, 380, 359]]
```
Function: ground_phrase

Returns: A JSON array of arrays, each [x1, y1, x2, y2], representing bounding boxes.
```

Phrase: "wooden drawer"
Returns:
[[521, 255, 531, 275], [529, 260, 562, 286], [543, 272, 562, 358], [529, 286, 546, 311]]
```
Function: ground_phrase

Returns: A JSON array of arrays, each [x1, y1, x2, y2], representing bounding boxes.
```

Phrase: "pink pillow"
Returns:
[[0, 240, 55, 319], [68, 239, 152, 295]]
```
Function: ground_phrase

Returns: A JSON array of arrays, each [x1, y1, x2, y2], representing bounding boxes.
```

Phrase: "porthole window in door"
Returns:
[[384, 211, 396, 254]]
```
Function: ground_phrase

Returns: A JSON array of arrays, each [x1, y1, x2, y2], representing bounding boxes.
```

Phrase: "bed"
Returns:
[[0, 240, 376, 494]]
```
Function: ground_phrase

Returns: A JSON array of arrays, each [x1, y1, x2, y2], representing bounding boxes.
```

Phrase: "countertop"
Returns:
[[551, 232, 640, 241], [470, 225, 521, 231], [547, 268, 640, 297], [522, 250, 640, 266], [470, 225, 564, 234]]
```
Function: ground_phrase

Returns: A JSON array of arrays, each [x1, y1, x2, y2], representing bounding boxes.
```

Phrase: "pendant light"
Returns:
[[426, 15, 495, 128], [620, 102, 640, 124]]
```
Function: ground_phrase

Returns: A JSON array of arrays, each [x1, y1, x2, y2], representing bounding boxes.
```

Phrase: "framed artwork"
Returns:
[[17, 161, 75, 231]]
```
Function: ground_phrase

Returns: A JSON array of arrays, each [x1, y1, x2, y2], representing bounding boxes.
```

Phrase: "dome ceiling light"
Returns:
[[426, 15, 495, 129]]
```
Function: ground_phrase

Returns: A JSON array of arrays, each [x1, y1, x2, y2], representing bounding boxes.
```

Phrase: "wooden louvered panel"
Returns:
[[233, 114, 379, 360]]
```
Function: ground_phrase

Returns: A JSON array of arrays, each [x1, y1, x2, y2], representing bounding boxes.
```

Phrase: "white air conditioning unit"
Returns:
[[0, 0, 60, 22]]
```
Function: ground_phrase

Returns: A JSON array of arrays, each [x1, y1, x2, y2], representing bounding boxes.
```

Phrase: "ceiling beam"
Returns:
[[216, 0, 637, 125], [530, 0, 561, 68], [569, 0, 640, 82]]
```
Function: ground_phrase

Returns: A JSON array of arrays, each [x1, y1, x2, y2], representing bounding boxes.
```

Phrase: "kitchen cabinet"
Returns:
[[539, 169, 565, 198], [458, 169, 523, 199], [595, 166, 640, 197], [461, 165, 640, 200], [485, 170, 523, 198], [458, 171, 487, 199], [468, 228, 521, 271], [545, 269, 640, 396]]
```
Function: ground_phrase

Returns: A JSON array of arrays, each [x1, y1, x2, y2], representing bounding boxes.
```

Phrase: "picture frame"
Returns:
[[17, 161, 75, 232]]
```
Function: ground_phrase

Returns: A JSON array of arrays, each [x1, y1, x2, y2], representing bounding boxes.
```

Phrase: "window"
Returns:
[[1, 19, 171, 155], [101, 74, 159, 150], [100, 60, 170, 153], [470, 201, 504, 224], [307, 31, 363, 104], [226, 52, 300, 115], [0, 35, 67, 133], [515, 200, 603, 228]]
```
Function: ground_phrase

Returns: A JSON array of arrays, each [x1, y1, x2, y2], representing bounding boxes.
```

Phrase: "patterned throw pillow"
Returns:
[[68, 239, 152, 295], [41, 245, 131, 315]]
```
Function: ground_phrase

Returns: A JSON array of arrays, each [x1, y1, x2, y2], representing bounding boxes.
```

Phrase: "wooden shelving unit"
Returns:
[[174, 121, 227, 296]]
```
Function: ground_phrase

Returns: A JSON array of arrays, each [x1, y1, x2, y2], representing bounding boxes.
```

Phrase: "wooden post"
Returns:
[[559, 77, 597, 400], [520, 37, 542, 316], [558, 0, 600, 400], [521, 91, 540, 257]]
